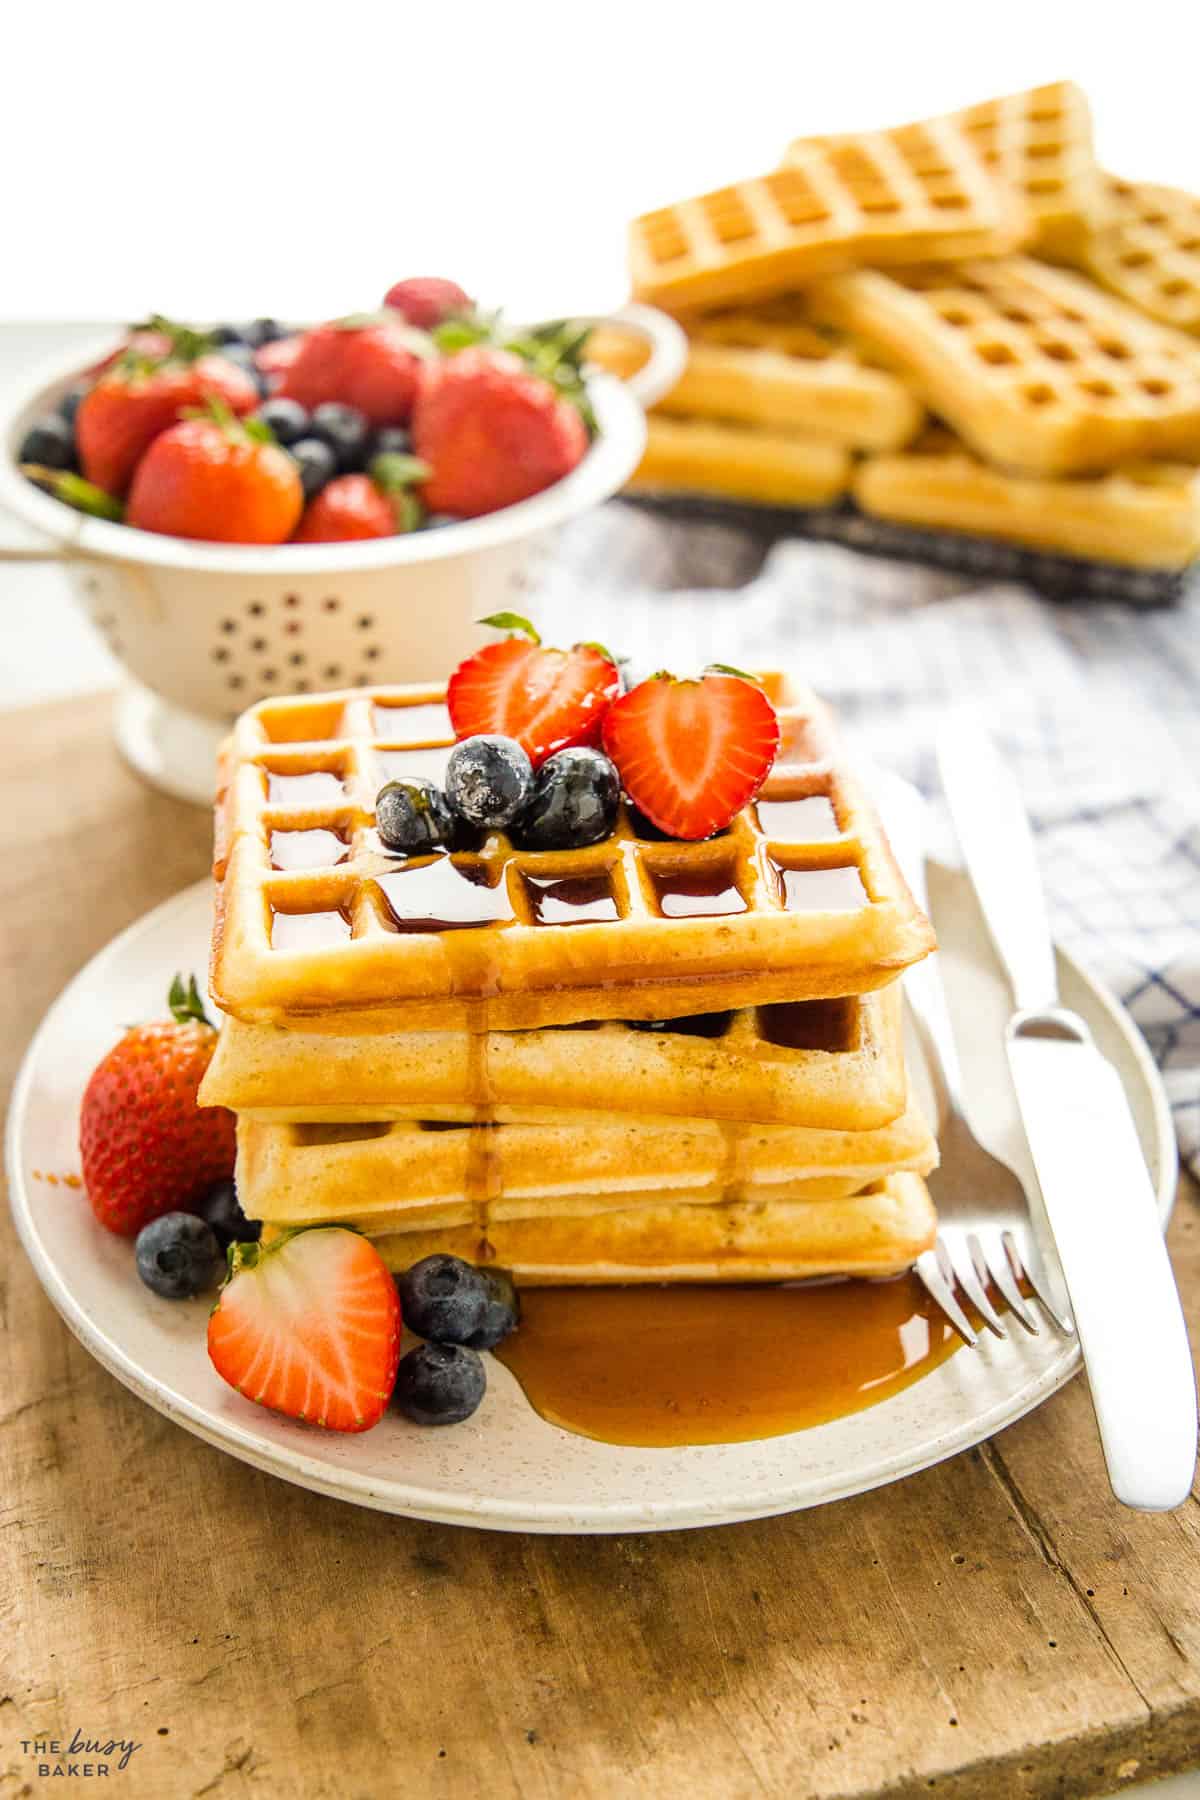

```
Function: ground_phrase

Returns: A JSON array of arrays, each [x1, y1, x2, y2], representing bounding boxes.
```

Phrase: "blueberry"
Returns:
[[421, 512, 458, 530], [135, 1212, 222, 1299], [309, 402, 370, 472], [197, 1176, 260, 1251], [394, 1342, 486, 1425], [512, 746, 620, 850], [57, 381, 89, 427], [290, 437, 338, 500], [249, 317, 288, 345], [376, 778, 456, 855], [398, 1253, 491, 1344], [465, 1267, 520, 1350], [210, 322, 249, 346], [445, 735, 533, 830], [371, 425, 412, 459], [18, 414, 76, 471], [254, 397, 309, 447]]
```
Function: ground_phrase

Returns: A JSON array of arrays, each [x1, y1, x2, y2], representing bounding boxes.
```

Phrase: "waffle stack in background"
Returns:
[[199, 681, 939, 1285], [591, 81, 1200, 599]]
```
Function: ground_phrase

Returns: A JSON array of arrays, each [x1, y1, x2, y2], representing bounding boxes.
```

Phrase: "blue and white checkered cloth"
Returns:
[[535, 504, 1200, 1180]]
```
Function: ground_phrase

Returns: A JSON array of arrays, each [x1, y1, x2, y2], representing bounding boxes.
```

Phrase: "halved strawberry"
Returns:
[[601, 669, 780, 840], [207, 1227, 401, 1433], [447, 613, 620, 768]]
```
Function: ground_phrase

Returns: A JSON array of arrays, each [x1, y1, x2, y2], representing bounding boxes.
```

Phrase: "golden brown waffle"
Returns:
[[808, 258, 1200, 474], [1077, 176, 1200, 335], [588, 311, 923, 451], [352, 1174, 937, 1284], [628, 118, 1024, 314], [210, 674, 934, 1032], [787, 83, 1105, 262], [202, 985, 907, 1129], [236, 1104, 937, 1233], [855, 428, 1200, 570], [629, 416, 850, 507]]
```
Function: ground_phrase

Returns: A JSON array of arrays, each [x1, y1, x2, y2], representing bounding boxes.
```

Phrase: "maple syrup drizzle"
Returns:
[[494, 1277, 963, 1448]]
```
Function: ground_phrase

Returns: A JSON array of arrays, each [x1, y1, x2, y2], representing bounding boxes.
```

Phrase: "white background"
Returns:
[[2, 1, 1200, 326]]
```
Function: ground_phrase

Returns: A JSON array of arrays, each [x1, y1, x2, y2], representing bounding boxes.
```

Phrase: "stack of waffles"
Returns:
[[199, 678, 940, 1285], [588, 81, 1200, 587]]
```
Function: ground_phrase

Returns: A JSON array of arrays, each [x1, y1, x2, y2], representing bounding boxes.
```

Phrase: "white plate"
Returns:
[[6, 870, 1176, 1534]]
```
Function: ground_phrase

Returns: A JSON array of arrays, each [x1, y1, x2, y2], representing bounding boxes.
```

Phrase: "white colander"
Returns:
[[0, 305, 685, 802]]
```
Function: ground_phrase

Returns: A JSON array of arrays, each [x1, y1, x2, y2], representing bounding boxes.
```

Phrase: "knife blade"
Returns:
[[937, 720, 1196, 1512]]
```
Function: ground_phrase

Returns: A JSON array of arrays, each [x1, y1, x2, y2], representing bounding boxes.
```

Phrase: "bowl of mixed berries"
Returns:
[[0, 278, 684, 801]]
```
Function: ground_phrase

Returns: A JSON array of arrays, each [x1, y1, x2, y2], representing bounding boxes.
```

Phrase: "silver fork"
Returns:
[[876, 772, 1070, 1346], [906, 942, 1071, 1345]]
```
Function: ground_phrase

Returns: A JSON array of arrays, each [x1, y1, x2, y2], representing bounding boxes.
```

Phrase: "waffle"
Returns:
[[629, 416, 850, 507], [787, 83, 1104, 263], [628, 118, 1024, 314], [856, 427, 1200, 570], [203, 982, 906, 1129], [209, 675, 934, 1032], [587, 311, 923, 452], [808, 258, 1200, 475], [1077, 177, 1200, 335], [353, 1174, 937, 1284], [236, 1101, 937, 1235]]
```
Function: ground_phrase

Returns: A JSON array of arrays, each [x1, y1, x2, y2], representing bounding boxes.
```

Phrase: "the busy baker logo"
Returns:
[[19, 1730, 143, 1777]]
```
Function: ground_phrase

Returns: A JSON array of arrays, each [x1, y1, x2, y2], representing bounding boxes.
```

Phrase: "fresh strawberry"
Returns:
[[447, 613, 620, 767], [254, 334, 303, 380], [277, 317, 426, 425], [384, 276, 472, 329], [413, 347, 588, 518], [207, 1227, 402, 1433], [602, 669, 780, 840], [292, 473, 397, 542], [126, 407, 304, 544], [79, 975, 236, 1238], [76, 352, 258, 496], [291, 453, 427, 542]]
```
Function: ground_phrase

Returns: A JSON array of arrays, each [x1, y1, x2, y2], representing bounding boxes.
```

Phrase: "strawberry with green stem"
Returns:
[[291, 452, 428, 542], [126, 400, 304, 543], [80, 974, 236, 1238], [447, 613, 621, 766]]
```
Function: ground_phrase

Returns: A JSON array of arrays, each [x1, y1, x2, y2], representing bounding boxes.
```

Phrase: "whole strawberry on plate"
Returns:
[[278, 316, 427, 425], [208, 1226, 402, 1433], [447, 612, 620, 767], [413, 346, 589, 518], [126, 404, 304, 544], [602, 668, 780, 840], [75, 319, 259, 497], [80, 974, 236, 1237]]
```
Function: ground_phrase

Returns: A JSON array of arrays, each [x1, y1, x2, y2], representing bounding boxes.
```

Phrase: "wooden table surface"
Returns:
[[2, 692, 1199, 1800]]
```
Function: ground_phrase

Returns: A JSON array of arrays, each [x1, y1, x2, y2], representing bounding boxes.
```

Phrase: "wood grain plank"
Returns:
[[1, 694, 1197, 1800]]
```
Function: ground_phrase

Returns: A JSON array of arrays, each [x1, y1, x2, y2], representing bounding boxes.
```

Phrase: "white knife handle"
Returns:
[[1008, 1013, 1197, 1511], [937, 721, 1059, 1016]]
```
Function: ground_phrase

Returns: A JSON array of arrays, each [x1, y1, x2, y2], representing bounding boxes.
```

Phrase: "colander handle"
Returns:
[[0, 502, 73, 561], [583, 302, 688, 410]]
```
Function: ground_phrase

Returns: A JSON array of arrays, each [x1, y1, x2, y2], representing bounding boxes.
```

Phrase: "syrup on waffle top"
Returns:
[[628, 115, 1025, 315], [258, 1174, 937, 1285], [587, 306, 923, 452], [807, 257, 1200, 475], [785, 83, 1105, 264], [1075, 177, 1200, 336], [855, 427, 1200, 571], [236, 1102, 937, 1234], [210, 675, 934, 1032], [201, 985, 907, 1130]]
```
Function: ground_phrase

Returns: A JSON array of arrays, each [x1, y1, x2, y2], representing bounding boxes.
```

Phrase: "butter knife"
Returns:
[[936, 719, 1196, 1512]]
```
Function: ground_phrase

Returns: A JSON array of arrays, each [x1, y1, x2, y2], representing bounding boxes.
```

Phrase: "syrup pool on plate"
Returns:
[[494, 1277, 962, 1448]]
